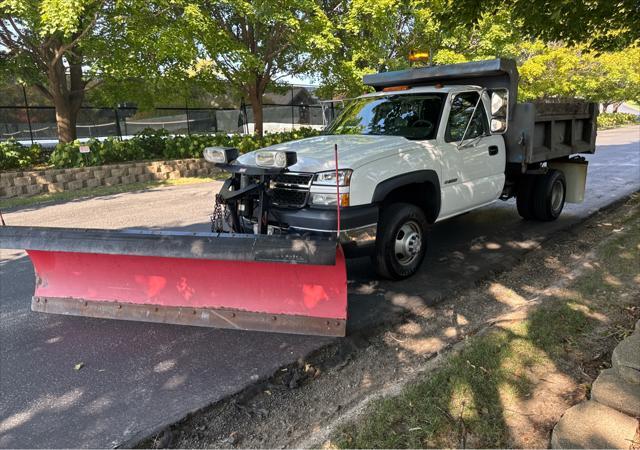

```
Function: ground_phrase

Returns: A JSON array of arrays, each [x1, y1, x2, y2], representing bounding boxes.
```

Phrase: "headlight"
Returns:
[[310, 193, 350, 207], [255, 150, 297, 168], [203, 147, 238, 164], [313, 169, 352, 186]]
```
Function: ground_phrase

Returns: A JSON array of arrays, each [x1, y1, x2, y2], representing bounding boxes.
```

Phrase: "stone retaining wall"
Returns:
[[551, 319, 640, 449], [0, 159, 219, 199]]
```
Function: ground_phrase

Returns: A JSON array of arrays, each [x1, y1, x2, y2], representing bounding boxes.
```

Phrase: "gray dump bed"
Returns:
[[363, 59, 598, 165], [505, 101, 597, 164]]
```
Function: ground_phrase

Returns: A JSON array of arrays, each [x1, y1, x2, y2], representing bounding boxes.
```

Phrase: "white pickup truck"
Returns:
[[206, 59, 597, 279]]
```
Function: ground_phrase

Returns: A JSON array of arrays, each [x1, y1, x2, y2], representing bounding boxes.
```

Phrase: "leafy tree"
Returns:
[[316, 0, 416, 98], [315, 3, 523, 98], [439, 0, 639, 50], [584, 48, 640, 110], [515, 43, 640, 106], [517, 44, 585, 100], [1, 0, 109, 142], [0, 0, 190, 142], [180, 0, 337, 136], [85, 1, 199, 110], [318, 2, 639, 109]]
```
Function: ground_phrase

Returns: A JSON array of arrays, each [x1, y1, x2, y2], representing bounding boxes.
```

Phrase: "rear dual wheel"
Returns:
[[373, 203, 428, 280], [516, 169, 566, 221]]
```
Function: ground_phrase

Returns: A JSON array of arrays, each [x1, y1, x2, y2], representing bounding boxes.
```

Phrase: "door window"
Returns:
[[445, 92, 489, 142]]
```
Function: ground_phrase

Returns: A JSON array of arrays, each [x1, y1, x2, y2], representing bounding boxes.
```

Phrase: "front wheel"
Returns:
[[372, 203, 428, 280]]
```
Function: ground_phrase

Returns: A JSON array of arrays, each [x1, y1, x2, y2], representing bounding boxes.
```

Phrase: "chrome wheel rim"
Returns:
[[551, 180, 564, 212], [394, 220, 422, 266]]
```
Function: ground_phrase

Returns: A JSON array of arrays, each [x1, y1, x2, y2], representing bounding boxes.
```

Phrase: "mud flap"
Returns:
[[1, 227, 347, 336]]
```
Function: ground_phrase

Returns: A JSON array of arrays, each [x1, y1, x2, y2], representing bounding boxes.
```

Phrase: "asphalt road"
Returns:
[[1, 126, 639, 448]]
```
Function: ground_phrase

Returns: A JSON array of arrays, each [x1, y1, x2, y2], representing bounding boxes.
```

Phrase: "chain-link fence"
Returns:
[[0, 103, 327, 144]]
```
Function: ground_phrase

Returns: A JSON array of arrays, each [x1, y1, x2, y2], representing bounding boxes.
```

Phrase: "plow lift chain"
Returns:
[[210, 164, 287, 235], [210, 193, 230, 233]]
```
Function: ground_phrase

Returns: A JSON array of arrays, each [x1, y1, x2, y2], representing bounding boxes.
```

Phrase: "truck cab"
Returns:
[[323, 85, 507, 220]]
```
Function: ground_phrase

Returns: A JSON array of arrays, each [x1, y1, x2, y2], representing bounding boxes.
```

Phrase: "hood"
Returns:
[[235, 134, 422, 173]]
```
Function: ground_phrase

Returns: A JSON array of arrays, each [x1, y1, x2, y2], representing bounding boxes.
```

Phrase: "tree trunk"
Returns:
[[248, 88, 264, 136], [612, 101, 623, 113], [53, 97, 78, 142], [47, 47, 85, 143]]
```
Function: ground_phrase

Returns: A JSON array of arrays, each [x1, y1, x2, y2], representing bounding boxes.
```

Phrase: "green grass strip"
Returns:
[[334, 202, 640, 449]]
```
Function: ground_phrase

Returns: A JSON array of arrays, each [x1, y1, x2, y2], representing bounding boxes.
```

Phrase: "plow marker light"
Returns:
[[0, 227, 347, 336]]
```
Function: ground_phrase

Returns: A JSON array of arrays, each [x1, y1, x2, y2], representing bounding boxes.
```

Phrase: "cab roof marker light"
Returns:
[[408, 50, 429, 62], [383, 85, 410, 92]]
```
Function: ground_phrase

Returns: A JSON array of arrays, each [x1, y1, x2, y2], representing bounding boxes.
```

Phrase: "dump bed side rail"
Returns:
[[505, 101, 598, 164]]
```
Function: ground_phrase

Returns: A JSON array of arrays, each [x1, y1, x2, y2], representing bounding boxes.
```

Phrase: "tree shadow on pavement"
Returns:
[[336, 201, 640, 448]]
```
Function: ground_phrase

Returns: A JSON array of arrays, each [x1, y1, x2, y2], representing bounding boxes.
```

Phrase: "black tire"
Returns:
[[516, 175, 536, 220], [372, 203, 428, 280], [532, 169, 566, 221]]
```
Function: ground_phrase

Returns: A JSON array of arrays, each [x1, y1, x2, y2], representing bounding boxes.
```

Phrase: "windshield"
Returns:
[[326, 93, 445, 140]]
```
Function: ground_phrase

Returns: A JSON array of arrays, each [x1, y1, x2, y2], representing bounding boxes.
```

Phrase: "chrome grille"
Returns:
[[272, 189, 308, 207], [271, 173, 313, 186], [270, 172, 312, 208]]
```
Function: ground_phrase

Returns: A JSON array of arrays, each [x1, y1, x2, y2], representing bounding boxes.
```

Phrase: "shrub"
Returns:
[[49, 137, 150, 168], [597, 112, 638, 129], [49, 141, 86, 168], [0, 139, 43, 171], [129, 128, 170, 159], [47, 128, 321, 169]]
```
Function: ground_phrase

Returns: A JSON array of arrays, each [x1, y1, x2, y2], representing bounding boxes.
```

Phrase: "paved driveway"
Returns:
[[1, 126, 638, 448]]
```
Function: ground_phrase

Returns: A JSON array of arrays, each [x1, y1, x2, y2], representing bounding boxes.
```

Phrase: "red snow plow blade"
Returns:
[[0, 227, 347, 336]]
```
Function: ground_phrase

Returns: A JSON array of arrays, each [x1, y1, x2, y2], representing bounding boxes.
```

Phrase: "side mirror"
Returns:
[[491, 118, 507, 133], [490, 89, 509, 134]]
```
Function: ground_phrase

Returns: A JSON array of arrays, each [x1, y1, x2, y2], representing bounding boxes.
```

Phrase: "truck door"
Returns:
[[437, 90, 505, 219]]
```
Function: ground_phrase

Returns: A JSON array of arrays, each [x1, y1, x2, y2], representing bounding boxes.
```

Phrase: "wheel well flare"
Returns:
[[372, 171, 441, 223]]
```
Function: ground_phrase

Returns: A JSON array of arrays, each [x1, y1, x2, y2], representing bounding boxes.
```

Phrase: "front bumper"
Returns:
[[271, 204, 378, 231], [251, 204, 379, 257]]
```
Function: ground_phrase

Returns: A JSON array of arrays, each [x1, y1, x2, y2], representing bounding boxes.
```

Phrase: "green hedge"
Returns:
[[49, 128, 321, 169], [0, 139, 43, 171], [0, 128, 321, 171], [597, 112, 638, 128]]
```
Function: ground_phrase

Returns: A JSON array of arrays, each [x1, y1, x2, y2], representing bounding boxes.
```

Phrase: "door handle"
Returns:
[[488, 145, 499, 156]]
